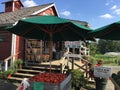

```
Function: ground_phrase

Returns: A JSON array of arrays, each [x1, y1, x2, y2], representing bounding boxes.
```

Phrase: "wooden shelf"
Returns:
[[25, 39, 50, 61]]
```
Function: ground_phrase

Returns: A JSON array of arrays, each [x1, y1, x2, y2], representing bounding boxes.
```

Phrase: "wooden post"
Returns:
[[5, 61, 8, 71]]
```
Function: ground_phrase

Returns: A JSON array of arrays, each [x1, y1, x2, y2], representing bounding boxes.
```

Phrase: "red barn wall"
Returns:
[[0, 29, 12, 60], [15, 36, 25, 60], [38, 7, 57, 16], [14, 1, 23, 11]]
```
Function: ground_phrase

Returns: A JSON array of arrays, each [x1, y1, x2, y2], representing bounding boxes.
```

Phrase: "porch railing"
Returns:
[[4, 52, 20, 71], [60, 51, 69, 73]]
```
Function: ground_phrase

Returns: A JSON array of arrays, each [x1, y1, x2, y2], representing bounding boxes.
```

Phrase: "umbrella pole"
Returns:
[[49, 33, 53, 73]]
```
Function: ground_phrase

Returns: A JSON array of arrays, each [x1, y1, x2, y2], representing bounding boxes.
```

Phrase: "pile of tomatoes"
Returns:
[[29, 73, 67, 84]]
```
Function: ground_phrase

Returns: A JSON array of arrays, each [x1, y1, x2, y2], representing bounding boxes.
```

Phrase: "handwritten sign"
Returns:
[[94, 66, 111, 79], [65, 41, 81, 48], [65, 54, 81, 58]]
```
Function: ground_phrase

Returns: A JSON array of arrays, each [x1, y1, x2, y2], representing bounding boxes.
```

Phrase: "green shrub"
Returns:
[[71, 69, 87, 88]]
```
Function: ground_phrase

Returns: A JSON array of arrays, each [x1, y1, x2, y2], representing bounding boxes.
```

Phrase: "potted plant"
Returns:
[[14, 59, 23, 69], [71, 69, 87, 90], [4, 69, 15, 78]]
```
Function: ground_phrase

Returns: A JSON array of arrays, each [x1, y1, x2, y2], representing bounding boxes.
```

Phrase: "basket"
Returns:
[[28, 74, 71, 90]]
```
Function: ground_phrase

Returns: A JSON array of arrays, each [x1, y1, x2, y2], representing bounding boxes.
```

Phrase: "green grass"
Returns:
[[91, 54, 120, 66]]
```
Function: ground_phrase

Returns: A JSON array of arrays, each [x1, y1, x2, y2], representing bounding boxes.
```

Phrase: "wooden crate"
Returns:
[[28, 74, 71, 90]]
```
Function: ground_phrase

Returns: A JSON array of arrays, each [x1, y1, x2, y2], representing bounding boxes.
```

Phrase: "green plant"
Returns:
[[15, 59, 23, 64], [0, 71, 4, 78], [71, 69, 87, 88], [14, 59, 23, 69], [4, 69, 15, 75]]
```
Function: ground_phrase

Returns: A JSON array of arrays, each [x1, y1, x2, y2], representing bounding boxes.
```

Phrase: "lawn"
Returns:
[[91, 54, 120, 66]]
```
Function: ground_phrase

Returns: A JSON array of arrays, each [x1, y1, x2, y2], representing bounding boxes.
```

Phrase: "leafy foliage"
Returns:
[[98, 39, 120, 54], [14, 59, 23, 69], [4, 69, 15, 75], [71, 69, 87, 88], [89, 42, 99, 56]]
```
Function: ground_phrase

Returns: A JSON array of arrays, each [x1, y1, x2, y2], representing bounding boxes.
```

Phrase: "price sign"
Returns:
[[94, 66, 111, 78]]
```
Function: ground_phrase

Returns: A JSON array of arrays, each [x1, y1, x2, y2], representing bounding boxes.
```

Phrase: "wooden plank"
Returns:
[[18, 69, 41, 73], [14, 73, 34, 77], [8, 77, 26, 81], [25, 66, 61, 70]]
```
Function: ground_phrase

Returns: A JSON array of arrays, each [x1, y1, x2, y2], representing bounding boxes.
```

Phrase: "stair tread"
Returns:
[[24, 66, 61, 70], [18, 69, 41, 72], [14, 73, 35, 77], [8, 77, 28, 81]]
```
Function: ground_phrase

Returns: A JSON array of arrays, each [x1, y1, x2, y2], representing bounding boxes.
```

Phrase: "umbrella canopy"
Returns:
[[89, 21, 120, 40], [6, 15, 93, 41], [6, 15, 93, 59]]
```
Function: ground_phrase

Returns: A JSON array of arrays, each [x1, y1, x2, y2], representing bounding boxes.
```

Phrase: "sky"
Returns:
[[0, 0, 120, 29]]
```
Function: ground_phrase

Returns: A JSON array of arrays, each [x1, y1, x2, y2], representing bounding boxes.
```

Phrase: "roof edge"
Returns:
[[31, 3, 59, 16]]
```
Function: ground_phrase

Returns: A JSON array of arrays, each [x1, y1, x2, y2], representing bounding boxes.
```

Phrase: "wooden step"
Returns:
[[24, 66, 61, 70], [18, 69, 42, 73], [14, 72, 34, 77], [8, 77, 27, 81]]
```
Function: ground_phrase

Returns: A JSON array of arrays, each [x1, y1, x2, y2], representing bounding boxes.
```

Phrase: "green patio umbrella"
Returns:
[[6, 15, 93, 58], [89, 21, 120, 40], [7, 16, 93, 41], [6, 15, 93, 71]]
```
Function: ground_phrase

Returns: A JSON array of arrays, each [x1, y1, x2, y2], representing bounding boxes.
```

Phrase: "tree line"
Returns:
[[89, 39, 120, 55]]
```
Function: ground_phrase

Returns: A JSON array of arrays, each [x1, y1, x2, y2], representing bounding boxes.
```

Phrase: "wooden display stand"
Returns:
[[25, 39, 50, 61]]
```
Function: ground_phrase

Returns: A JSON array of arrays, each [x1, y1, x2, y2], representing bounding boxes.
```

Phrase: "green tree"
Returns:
[[98, 39, 120, 54], [89, 42, 98, 56]]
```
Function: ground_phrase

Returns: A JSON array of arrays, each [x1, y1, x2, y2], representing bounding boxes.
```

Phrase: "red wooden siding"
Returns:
[[14, 1, 23, 11], [0, 29, 12, 60], [38, 7, 57, 16], [15, 36, 25, 60]]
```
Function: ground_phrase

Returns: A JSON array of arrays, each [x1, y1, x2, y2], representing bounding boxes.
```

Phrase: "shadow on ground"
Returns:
[[0, 80, 18, 90]]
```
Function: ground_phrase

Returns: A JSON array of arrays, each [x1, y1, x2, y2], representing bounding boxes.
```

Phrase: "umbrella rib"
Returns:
[[34, 24, 50, 34], [21, 27, 35, 36], [53, 23, 70, 33], [68, 26, 85, 38]]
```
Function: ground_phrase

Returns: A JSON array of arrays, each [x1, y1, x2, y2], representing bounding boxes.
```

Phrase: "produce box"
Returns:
[[110, 77, 120, 90], [28, 73, 71, 90]]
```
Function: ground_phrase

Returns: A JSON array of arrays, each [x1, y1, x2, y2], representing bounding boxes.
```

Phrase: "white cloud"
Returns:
[[105, 0, 114, 6], [100, 13, 113, 19], [114, 9, 120, 15], [111, 5, 117, 10], [60, 11, 71, 17], [23, 0, 37, 7]]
